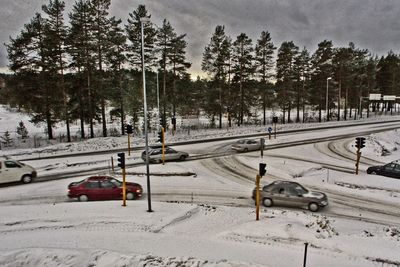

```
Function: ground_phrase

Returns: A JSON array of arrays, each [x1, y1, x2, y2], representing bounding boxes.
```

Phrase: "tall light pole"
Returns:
[[140, 16, 152, 212], [326, 77, 332, 121]]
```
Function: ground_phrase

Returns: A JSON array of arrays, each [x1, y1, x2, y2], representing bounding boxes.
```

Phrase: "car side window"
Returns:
[[384, 163, 395, 170], [84, 181, 100, 189], [394, 164, 400, 172], [4, 161, 20, 168], [151, 150, 161, 155], [100, 180, 115, 188]]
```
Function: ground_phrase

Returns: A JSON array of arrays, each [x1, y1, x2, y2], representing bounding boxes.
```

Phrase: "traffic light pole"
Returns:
[[162, 127, 165, 165], [141, 17, 152, 213], [355, 147, 361, 175], [127, 133, 131, 156], [255, 174, 261, 221], [122, 166, 126, 206]]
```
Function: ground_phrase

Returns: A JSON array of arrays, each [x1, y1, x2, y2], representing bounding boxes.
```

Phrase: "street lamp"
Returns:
[[140, 16, 153, 212], [326, 77, 332, 121]]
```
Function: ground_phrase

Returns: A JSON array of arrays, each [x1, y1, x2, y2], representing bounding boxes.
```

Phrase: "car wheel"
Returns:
[[126, 192, 135, 200], [78, 195, 89, 202], [308, 202, 319, 212], [21, 175, 32, 184], [180, 155, 186, 161], [262, 198, 273, 207], [244, 148, 248, 152]]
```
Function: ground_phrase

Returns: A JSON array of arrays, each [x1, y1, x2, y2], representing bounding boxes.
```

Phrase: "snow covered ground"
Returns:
[[1, 106, 400, 266]]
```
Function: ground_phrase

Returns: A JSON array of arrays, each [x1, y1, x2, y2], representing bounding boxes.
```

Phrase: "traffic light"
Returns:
[[157, 128, 164, 143], [171, 117, 176, 131], [160, 116, 166, 129], [259, 163, 267, 177], [125, 124, 133, 134], [272, 116, 278, 123], [355, 137, 366, 149], [117, 152, 125, 168]]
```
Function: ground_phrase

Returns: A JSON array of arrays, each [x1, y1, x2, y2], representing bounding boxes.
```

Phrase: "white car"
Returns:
[[141, 147, 189, 163], [0, 157, 37, 184], [231, 139, 262, 152]]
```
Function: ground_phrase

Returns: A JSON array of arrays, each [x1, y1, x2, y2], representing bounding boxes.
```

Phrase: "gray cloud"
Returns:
[[2, 0, 400, 76]]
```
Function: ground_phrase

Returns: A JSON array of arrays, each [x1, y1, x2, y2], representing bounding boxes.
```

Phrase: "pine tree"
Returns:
[[91, 0, 112, 137], [255, 30, 276, 125], [68, 0, 96, 138], [293, 47, 311, 122], [42, 0, 71, 141], [6, 12, 58, 139], [310, 40, 333, 122], [168, 33, 191, 118], [157, 19, 175, 128], [105, 16, 127, 135], [202, 25, 231, 128], [125, 5, 157, 70], [232, 33, 254, 125], [276, 41, 299, 123]]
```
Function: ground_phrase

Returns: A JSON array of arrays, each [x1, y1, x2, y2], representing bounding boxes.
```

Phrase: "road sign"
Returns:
[[267, 127, 272, 133], [369, 94, 381, 100], [383, 95, 396, 101]]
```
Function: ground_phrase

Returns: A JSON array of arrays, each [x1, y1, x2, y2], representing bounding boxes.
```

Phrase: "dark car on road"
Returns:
[[252, 180, 328, 212], [367, 162, 400, 179], [68, 176, 142, 201]]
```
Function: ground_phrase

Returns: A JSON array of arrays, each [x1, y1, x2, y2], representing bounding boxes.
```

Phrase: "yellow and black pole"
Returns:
[[122, 165, 127, 206], [256, 174, 261, 221], [117, 153, 126, 206]]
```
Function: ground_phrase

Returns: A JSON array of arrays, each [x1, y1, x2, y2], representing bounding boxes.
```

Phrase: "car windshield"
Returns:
[[237, 140, 246, 144]]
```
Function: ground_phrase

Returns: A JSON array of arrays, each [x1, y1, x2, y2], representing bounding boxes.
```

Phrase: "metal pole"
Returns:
[[326, 78, 329, 121], [141, 18, 152, 212], [303, 242, 308, 267], [156, 71, 160, 121]]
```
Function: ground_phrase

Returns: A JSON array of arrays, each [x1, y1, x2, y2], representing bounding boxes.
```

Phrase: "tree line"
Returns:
[[2, 0, 400, 140]]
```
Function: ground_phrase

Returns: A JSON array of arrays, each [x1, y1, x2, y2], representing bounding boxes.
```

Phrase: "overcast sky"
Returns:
[[1, 0, 400, 77]]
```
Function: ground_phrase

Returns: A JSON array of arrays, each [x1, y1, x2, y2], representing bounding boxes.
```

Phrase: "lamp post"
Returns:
[[326, 77, 332, 121], [140, 16, 152, 212]]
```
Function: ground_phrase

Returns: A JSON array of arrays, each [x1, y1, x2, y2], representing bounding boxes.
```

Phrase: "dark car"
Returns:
[[141, 146, 189, 163], [68, 176, 142, 201], [252, 180, 328, 212], [366, 162, 400, 179]]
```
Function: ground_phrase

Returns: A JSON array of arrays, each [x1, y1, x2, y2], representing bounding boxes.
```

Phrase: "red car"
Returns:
[[68, 176, 142, 201]]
